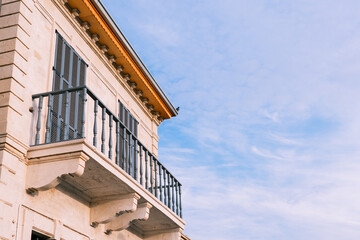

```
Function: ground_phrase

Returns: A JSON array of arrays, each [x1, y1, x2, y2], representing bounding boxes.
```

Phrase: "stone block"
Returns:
[[0, 78, 25, 100], [0, 1, 22, 16], [0, 202, 14, 240], [1, 1, 32, 21], [0, 12, 32, 36], [0, 148, 22, 174], [0, 25, 30, 48], [0, 64, 26, 84], [0, 38, 29, 60], [0, 38, 17, 53], [0, 91, 24, 117], [0, 51, 27, 73], [0, 107, 9, 133]]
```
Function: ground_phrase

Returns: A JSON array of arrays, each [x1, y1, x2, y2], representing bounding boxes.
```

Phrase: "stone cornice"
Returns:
[[0, 133, 28, 161]]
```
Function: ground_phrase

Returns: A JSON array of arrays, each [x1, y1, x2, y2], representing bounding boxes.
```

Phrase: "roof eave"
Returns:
[[90, 0, 178, 117]]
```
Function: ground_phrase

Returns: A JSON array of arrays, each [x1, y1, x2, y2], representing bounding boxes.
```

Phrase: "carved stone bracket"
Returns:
[[90, 193, 140, 227], [105, 202, 152, 234], [26, 151, 89, 194]]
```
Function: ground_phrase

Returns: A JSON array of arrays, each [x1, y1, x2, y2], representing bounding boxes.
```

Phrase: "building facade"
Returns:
[[0, 0, 187, 239]]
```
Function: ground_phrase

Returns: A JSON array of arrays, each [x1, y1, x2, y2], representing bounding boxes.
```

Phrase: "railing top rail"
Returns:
[[32, 86, 87, 99], [32, 86, 181, 184]]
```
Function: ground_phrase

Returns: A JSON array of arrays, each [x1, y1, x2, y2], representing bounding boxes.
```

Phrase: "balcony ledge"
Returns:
[[26, 138, 185, 234]]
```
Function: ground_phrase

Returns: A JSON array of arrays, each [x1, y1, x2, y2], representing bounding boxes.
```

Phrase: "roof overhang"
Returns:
[[65, 0, 178, 120]]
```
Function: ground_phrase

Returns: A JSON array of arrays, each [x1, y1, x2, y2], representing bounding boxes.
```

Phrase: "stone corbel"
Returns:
[[116, 65, 124, 75], [157, 116, 164, 122], [108, 55, 117, 63], [71, 9, 80, 18], [151, 111, 160, 118], [136, 90, 143, 97], [105, 202, 152, 234], [122, 73, 131, 82], [147, 105, 154, 111], [81, 21, 90, 30], [26, 152, 89, 194], [90, 193, 140, 227], [140, 97, 149, 104], [91, 34, 100, 43], [128, 81, 137, 90], [100, 45, 109, 54]]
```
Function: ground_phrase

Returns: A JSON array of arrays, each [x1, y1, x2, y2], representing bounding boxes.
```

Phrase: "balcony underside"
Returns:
[[26, 139, 184, 235]]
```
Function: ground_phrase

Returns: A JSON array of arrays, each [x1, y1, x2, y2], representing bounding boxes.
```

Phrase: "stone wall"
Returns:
[[0, 0, 169, 239]]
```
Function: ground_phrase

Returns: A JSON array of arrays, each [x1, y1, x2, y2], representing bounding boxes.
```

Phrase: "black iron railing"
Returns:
[[32, 86, 182, 218]]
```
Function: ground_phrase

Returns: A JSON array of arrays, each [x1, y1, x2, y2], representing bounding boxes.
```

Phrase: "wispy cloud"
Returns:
[[103, 0, 360, 239]]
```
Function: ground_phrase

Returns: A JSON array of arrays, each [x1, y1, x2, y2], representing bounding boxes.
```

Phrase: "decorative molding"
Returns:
[[0, 134, 28, 160], [0, 142, 25, 161]]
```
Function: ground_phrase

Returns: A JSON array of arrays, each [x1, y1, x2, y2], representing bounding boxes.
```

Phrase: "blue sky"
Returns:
[[102, 0, 360, 239]]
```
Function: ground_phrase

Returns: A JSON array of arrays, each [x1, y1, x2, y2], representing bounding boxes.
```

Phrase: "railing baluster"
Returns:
[[154, 160, 158, 198], [115, 121, 120, 165], [171, 176, 175, 211], [179, 184, 182, 218], [108, 115, 113, 159], [167, 172, 171, 208], [150, 155, 153, 193], [128, 132, 131, 175], [80, 88, 87, 138], [159, 163, 163, 202], [176, 181, 179, 215], [35, 96, 44, 145], [140, 145, 143, 185], [134, 139, 138, 181], [163, 167, 167, 206], [145, 151, 148, 190], [101, 107, 105, 153], [73, 90, 79, 139], [122, 126, 126, 170], [45, 94, 53, 143], [93, 99, 98, 146], [63, 91, 70, 140]]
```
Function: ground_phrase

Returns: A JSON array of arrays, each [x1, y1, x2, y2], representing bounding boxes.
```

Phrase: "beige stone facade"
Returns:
[[0, 0, 187, 239]]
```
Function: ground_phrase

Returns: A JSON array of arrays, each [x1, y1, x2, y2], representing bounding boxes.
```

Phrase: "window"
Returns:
[[118, 100, 139, 177], [118, 100, 138, 137], [49, 32, 88, 142], [53, 31, 87, 90], [31, 231, 50, 240]]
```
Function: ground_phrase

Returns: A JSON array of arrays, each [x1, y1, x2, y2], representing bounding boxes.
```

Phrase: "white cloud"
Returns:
[[103, 0, 360, 239]]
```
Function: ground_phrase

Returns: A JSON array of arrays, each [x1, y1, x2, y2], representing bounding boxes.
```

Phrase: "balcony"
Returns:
[[27, 85, 184, 234]]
